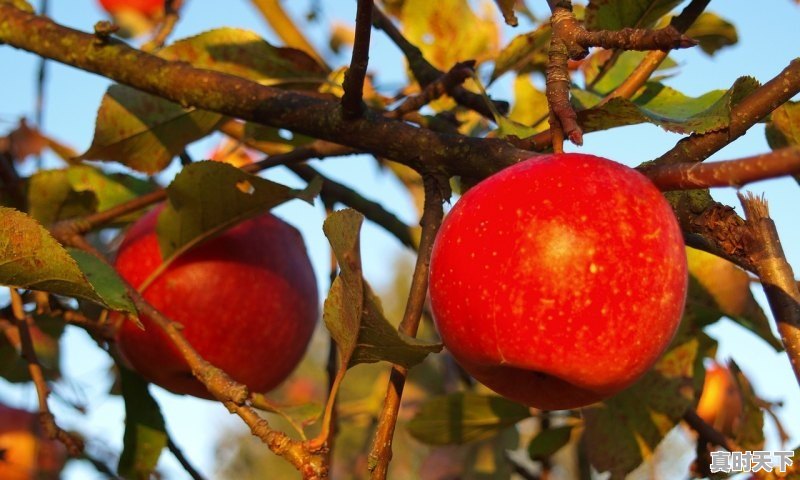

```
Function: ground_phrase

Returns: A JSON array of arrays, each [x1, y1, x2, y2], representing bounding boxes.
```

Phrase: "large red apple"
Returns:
[[114, 205, 318, 399], [0, 404, 67, 480], [428, 153, 687, 410]]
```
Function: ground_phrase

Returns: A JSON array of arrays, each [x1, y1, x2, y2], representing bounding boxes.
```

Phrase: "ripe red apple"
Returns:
[[97, 0, 163, 19], [114, 205, 318, 399], [0, 404, 67, 480], [428, 153, 687, 410]]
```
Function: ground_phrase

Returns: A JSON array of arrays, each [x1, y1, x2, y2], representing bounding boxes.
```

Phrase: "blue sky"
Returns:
[[1, 1, 799, 478]]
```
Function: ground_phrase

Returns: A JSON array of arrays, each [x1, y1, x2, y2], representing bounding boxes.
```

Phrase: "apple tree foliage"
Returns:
[[0, 0, 798, 478]]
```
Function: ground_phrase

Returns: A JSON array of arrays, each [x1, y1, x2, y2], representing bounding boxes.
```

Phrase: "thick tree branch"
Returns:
[[341, 0, 374, 118], [739, 193, 800, 388], [0, 5, 529, 180], [9, 289, 84, 457], [643, 147, 800, 190], [655, 58, 800, 165], [368, 174, 445, 479]]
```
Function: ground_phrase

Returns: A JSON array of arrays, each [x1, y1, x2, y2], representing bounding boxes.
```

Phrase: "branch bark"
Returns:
[[0, 4, 529, 180], [341, 0, 374, 118]]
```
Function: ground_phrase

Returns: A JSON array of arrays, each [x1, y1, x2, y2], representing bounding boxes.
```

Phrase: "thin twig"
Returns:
[[682, 408, 740, 452], [739, 193, 800, 388], [341, 0, 374, 118], [643, 147, 800, 191], [167, 435, 206, 480], [387, 61, 475, 119], [368, 174, 446, 479], [142, 0, 184, 52], [34, 0, 48, 168], [9, 289, 84, 457]]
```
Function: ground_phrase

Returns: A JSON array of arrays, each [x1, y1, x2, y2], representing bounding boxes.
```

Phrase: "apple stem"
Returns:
[[367, 174, 446, 479]]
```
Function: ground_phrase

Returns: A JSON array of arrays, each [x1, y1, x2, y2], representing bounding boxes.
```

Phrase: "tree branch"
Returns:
[[683, 408, 740, 452], [643, 147, 800, 190], [9, 289, 84, 457], [739, 193, 800, 389], [341, 0, 374, 118], [167, 435, 206, 480], [0, 4, 530, 180], [368, 174, 446, 479], [655, 58, 800, 165], [142, 0, 184, 52]]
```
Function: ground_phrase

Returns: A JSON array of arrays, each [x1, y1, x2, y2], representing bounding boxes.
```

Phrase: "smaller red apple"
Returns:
[[97, 0, 163, 19], [696, 362, 742, 436], [113, 205, 319, 399], [0, 403, 67, 480]]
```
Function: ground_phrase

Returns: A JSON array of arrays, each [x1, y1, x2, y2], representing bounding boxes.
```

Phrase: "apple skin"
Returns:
[[98, 0, 163, 18], [428, 153, 687, 410], [114, 205, 318, 399], [696, 362, 742, 435], [0, 404, 67, 480]]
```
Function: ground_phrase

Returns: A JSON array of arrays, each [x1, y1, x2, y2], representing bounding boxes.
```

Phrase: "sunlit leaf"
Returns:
[[585, 0, 682, 30], [407, 393, 530, 445], [157, 161, 320, 261], [118, 367, 167, 480], [582, 50, 677, 95], [685, 12, 738, 56], [401, 0, 499, 71], [572, 76, 760, 135], [82, 28, 327, 173], [766, 101, 800, 149], [0, 207, 135, 312], [686, 247, 781, 350], [508, 75, 550, 134], [27, 165, 154, 225], [729, 361, 765, 451]]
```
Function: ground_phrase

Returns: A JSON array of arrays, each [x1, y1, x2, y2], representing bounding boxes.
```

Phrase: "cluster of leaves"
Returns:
[[1, 0, 799, 478]]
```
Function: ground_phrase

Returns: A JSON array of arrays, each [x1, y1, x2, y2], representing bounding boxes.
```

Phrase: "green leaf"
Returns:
[[68, 249, 137, 314], [401, 0, 499, 71], [348, 286, 442, 368], [81, 85, 223, 174], [323, 209, 441, 369], [685, 12, 738, 56], [156, 161, 320, 261], [0, 207, 135, 312], [491, 24, 550, 81], [407, 393, 530, 445], [686, 247, 781, 350], [27, 166, 154, 226], [83, 28, 326, 173], [158, 28, 327, 84], [528, 425, 574, 461], [117, 367, 167, 480], [766, 100, 800, 150], [585, 0, 682, 30], [573, 76, 761, 135], [583, 335, 715, 479]]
